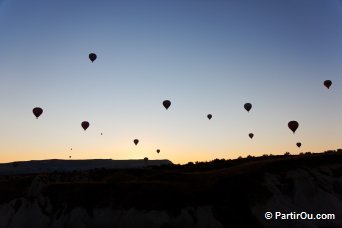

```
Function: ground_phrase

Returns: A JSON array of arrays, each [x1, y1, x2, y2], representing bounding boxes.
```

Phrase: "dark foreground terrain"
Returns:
[[0, 150, 341, 228]]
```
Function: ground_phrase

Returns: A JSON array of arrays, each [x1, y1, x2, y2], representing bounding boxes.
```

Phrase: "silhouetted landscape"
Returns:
[[0, 149, 341, 227]]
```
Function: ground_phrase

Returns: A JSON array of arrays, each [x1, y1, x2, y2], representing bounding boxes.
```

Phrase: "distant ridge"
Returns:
[[0, 159, 173, 175]]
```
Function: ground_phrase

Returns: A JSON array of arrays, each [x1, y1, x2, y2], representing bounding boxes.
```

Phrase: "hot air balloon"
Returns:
[[156, 149, 160, 154], [324, 80, 332, 89], [163, 100, 171, 110], [296, 142, 302, 148], [32, 107, 43, 119], [89, 53, 97, 62], [249, 133, 254, 139], [101, 133, 103, 135], [81, 121, 90, 131], [207, 114, 212, 120], [70, 148, 72, 151], [288, 121, 299, 134], [244, 103, 252, 112], [144, 157, 148, 162], [69, 156, 71, 159], [134, 139, 139, 145]]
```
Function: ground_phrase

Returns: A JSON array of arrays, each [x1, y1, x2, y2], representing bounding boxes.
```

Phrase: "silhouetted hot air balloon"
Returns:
[[244, 103, 252, 112], [32, 107, 43, 119], [134, 139, 139, 145], [144, 157, 148, 162], [249, 133, 254, 139], [207, 114, 212, 120], [324, 80, 332, 89], [81, 121, 90, 131], [89, 53, 97, 62], [296, 142, 302, 148], [70, 148, 72, 151], [69, 156, 71, 159], [156, 149, 160, 154], [288, 121, 299, 134], [163, 100, 171, 110], [101, 133, 103, 135]]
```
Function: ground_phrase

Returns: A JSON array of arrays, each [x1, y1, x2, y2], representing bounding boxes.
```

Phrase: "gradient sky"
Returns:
[[0, 0, 341, 164]]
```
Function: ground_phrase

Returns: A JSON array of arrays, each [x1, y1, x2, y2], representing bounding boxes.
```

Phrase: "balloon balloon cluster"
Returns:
[[31, 54, 334, 157]]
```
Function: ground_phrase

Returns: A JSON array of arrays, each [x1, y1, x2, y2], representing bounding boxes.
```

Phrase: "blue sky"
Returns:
[[0, 0, 341, 163]]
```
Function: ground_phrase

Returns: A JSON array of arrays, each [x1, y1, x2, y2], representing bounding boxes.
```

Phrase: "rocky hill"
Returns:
[[0, 159, 172, 175]]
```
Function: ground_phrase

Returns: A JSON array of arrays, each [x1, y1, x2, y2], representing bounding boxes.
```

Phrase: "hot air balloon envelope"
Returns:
[[288, 121, 299, 134], [244, 103, 252, 112], [81, 121, 90, 131], [324, 80, 332, 89], [32, 107, 43, 119], [89, 53, 97, 62], [163, 100, 171, 110]]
